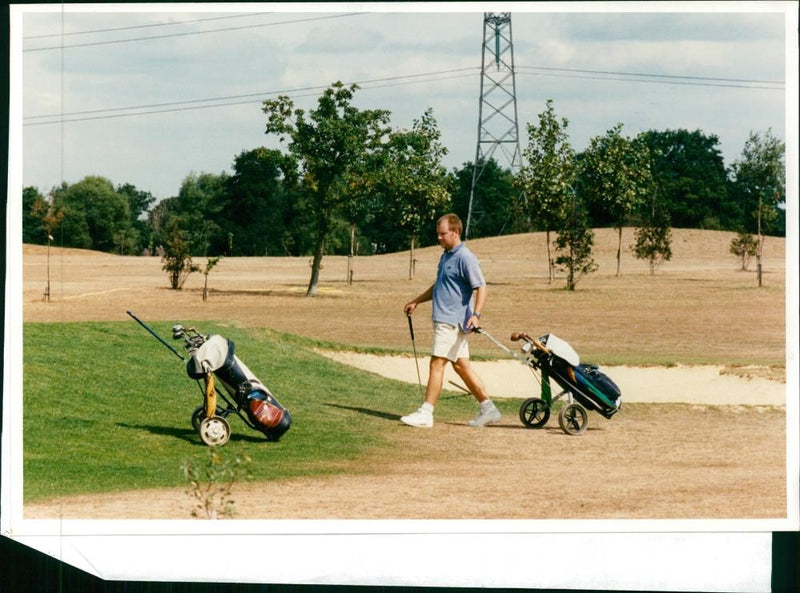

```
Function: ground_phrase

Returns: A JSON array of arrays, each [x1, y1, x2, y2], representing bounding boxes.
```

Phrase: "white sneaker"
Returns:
[[401, 407, 433, 428], [468, 404, 501, 427]]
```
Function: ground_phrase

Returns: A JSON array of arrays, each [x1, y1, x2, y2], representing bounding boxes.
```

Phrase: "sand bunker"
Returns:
[[318, 351, 785, 406]]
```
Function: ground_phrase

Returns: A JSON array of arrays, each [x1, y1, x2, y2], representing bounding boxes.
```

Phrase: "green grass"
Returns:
[[22, 320, 494, 502]]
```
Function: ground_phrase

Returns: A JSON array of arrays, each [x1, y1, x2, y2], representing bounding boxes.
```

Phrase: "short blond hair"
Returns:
[[437, 213, 462, 237]]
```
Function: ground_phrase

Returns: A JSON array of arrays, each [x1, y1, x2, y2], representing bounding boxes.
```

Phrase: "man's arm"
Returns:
[[404, 283, 435, 315], [467, 284, 487, 329]]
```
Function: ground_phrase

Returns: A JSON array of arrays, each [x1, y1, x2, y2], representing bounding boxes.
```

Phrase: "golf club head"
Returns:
[[171, 324, 185, 339]]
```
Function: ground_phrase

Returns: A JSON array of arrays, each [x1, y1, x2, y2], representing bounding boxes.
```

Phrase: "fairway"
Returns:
[[19, 228, 789, 519]]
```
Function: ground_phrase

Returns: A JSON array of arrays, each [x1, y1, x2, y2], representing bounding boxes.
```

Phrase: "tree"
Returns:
[[637, 129, 729, 230], [729, 232, 758, 271], [174, 172, 229, 256], [450, 158, 516, 238], [201, 256, 222, 301], [729, 128, 785, 235], [117, 183, 156, 254], [263, 81, 391, 296], [519, 99, 576, 282], [340, 166, 380, 283], [379, 108, 452, 279], [23, 186, 51, 244], [729, 129, 785, 286], [50, 176, 131, 252], [580, 124, 652, 276], [633, 191, 673, 275], [161, 222, 200, 290], [223, 148, 289, 256], [553, 193, 597, 291], [147, 198, 174, 254]]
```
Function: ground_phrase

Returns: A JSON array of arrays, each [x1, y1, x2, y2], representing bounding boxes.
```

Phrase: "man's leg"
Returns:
[[424, 356, 449, 406], [453, 357, 501, 427], [452, 358, 489, 403], [401, 356, 449, 428]]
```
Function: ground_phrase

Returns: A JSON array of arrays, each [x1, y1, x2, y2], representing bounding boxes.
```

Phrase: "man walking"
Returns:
[[401, 213, 501, 428]]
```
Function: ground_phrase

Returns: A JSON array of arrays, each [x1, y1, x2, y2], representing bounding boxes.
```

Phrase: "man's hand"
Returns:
[[404, 301, 417, 316]]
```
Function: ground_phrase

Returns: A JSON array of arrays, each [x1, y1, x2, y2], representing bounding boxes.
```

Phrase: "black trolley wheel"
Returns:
[[558, 403, 588, 435], [519, 397, 550, 428], [191, 404, 230, 432]]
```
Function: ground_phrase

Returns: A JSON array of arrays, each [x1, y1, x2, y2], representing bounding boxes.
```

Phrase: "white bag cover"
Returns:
[[191, 334, 231, 373], [540, 333, 580, 366]]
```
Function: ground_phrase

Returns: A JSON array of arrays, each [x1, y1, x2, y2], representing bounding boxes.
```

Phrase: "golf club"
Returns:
[[406, 313, 424, 400]]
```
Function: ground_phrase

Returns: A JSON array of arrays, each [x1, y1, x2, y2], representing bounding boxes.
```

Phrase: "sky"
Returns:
[[12, 2, 797, 203]]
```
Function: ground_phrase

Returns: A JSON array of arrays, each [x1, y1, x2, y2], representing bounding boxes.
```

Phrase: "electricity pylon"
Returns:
[[465, 12, 522, 240]]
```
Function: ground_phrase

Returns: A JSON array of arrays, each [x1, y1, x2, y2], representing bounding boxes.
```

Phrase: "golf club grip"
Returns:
[[407, 314, 415, 340]]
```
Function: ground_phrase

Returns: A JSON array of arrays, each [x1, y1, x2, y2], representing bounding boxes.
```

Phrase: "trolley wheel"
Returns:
[[191, 404, 229, 431], [558, 403, 588, 435], [519, 397, 550, 428], [198, 416, 231, 446]]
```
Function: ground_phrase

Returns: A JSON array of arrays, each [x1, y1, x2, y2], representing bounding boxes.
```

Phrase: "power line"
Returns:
[[23, 68, 479, 126], [23, 12, 364, 52], [23, 12, 268, 39], [518, 70, 784, 91], [517, 65, 783, 86], [22, 61, 784, 127]]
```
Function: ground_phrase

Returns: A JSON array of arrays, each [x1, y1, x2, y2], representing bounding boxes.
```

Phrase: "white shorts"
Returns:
[[432, 321, 469, 362]]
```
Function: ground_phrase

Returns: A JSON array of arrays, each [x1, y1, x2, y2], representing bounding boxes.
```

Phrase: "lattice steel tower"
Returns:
[[465, 12, 522, 239]]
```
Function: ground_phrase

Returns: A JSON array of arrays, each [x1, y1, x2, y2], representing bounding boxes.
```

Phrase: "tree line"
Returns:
[[23, 82, 786, 293]]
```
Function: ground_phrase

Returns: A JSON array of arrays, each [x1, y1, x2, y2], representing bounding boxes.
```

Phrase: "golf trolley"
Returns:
[[475, 328, 621, 435], [128, 311, 291, 446]]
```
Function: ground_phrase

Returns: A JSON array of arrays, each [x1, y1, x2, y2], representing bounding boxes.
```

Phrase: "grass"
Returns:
[[20, 229, 788, 503], [22, 320, 495, 502]]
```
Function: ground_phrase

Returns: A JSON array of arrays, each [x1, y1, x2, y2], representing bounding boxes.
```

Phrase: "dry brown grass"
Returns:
[[23, 227, 787, 368], [19, 228, 790, 521]]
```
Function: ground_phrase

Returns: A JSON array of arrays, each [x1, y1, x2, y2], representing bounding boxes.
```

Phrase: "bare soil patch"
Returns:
[[23, 404, 786, 520], [19, 229, 789, 520]]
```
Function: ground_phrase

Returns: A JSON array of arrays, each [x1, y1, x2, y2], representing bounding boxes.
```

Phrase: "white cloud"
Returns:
[[15, 4, 792, 200]]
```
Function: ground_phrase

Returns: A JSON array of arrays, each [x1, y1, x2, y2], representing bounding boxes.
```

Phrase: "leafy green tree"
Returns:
[[580, 124, 652, 276], [23, 186, 51, 244], [340, 164, 381, 282], [729, 128, 785, 236], [450, 158, 517, 239], [636, 129, 730, 230], [50, 176, 131, 252], [729, 232, 758, 271], [632, 192, 673, 275], [224, 148, 289, 256], [146, 198, 175, 254], [554, 194, 597, 291], [729, 129, 785, 286], [379, 108, 452, 279], [117, 183, 156, 254], [263, 81, 391, 296], [519, 99, 577, 282], [174, 172, 229, 256], [161, 221, 200, 289], [201, 256, 222, 301]]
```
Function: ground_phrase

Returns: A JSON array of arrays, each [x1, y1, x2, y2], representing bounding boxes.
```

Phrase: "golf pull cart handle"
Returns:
[[472, 326, 539, 362], [510, 331, 550, 355]]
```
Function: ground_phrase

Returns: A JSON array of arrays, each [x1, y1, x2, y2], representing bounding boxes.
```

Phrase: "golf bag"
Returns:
[[128, 311, 292, 446], [476, 327, 621, 435], [539, 333, 621, 419], [187, 334, 292, 441]]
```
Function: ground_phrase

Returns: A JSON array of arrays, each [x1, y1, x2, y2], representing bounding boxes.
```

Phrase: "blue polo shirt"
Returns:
[[432, 243, 485, 330]]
